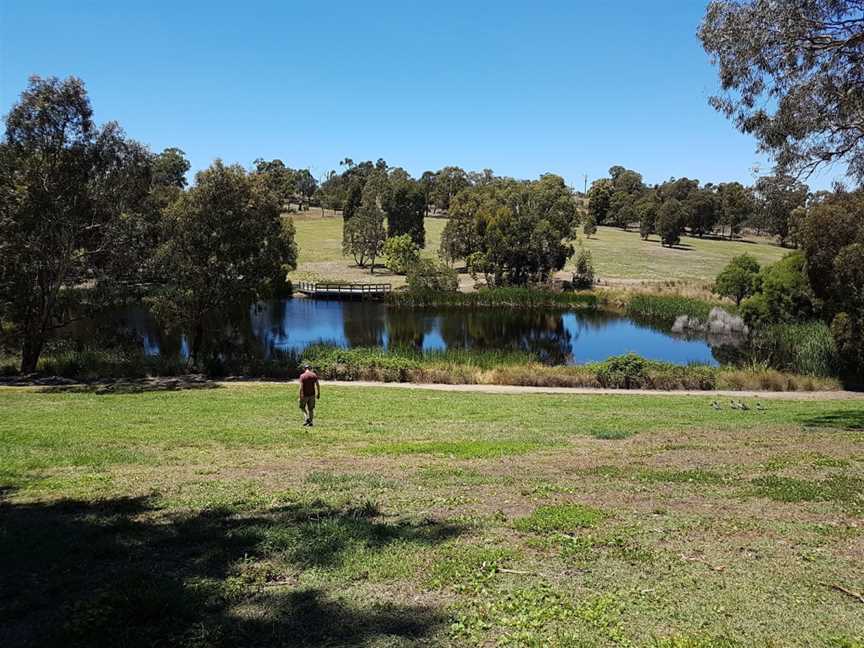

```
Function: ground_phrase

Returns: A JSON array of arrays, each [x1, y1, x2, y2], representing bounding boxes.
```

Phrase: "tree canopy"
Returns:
[[700, 0, 864, 182], [439, 174, 579, 285], [0, 76, 154, 372]]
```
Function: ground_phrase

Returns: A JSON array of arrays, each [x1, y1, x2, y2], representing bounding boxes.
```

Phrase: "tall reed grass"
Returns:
[[749, 322, 840, 377], [1, 343, 840, 391], [624, 294, 714, 327], [387, 287, 599, 309]]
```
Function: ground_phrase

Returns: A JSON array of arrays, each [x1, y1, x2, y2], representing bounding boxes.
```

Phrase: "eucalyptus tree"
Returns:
[[151, 161, 297, 364], [700, 0, 864, 182], [0, 76, 153, 373]]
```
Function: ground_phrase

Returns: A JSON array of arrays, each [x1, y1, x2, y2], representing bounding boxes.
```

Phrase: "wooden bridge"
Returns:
[[296, 281, 392, 299]]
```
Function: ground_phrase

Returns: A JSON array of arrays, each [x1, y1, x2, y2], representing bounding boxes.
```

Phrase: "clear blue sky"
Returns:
[[0, 1, 840, 190]]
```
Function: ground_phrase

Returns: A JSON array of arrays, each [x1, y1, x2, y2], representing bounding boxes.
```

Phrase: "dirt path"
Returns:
[[227, 380, 864, 401]]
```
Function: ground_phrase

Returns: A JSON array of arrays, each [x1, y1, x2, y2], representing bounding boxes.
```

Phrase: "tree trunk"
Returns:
[[190, 320, 205, 369], [20, 335, 45, 374]]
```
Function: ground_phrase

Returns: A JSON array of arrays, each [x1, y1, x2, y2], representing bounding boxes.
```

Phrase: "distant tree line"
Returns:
[[585, 165, 811, 248]]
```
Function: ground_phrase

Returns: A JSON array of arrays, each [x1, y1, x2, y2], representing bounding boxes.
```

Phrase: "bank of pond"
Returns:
[[0, 289, 848, 391]]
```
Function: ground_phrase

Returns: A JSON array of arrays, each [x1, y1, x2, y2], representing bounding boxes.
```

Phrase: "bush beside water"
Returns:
[[2, 345, 839, 391]]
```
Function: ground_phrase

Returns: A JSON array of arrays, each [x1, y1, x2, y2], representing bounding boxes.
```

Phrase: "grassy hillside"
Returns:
[[289, 212, 447, 286], [2, 384, 863, 646], [289, 213, 788, 286], [576, 226, 789, 282]]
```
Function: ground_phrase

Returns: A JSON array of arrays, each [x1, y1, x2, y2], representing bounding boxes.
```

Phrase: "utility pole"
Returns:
[[583, 174, 588, 194]]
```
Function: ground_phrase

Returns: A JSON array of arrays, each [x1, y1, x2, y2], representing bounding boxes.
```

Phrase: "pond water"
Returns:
[[69, 298, 734, 366]]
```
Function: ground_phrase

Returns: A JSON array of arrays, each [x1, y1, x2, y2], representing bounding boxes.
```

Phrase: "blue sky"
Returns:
[[0, 1, 841, 190]]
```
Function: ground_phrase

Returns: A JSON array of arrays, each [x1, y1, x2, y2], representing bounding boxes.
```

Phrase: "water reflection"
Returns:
[[65, 298, 729, 366]]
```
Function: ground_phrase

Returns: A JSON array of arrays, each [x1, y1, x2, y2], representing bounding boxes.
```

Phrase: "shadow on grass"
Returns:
[[0, 492, 458, 647], [799, 410, 864, 431], [35, 376, 221, 395]]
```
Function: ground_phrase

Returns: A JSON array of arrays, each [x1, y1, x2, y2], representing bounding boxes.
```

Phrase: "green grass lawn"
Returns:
[[289, 214, 447, 286], [289, 213, 788, 286], [3, 384, 864, 646], [576, 226, 789, 282]]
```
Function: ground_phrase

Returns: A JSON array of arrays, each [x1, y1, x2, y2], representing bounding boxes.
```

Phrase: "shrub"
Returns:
[[740, 252, 820, 326], [583, 214, 597, 238], [572, 247, 595, 289], [714, 254, 761, 305], [381, 234, 419, 274], [596, 353, 649, 389], [405, 258, 459, 292]]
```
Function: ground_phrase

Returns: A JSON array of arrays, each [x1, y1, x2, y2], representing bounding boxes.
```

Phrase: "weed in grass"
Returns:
[[652, 635, 742, 648], [450, 584, 576, 646], [304, 471, 394, 492], [556, 531, 655, 566], [592, 428, 633, 440], [582, 466, 729, 487], [514, 504, 607, 534], [751, 475, 864, 508], [427, 543, 515, 592], [417, 465, 506, 486], [363, 440, 547, 459], [635, 468, 729, 485]]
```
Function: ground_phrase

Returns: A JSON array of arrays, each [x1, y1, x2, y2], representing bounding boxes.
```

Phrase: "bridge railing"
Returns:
[[297, 282, 392, 295]]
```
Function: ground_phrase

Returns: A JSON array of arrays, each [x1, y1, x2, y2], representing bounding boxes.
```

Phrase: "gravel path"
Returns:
[[233, 380, 864, 401]]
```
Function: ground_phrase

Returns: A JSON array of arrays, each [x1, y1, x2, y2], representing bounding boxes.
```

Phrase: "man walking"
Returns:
[[298, 363, 320, 427]]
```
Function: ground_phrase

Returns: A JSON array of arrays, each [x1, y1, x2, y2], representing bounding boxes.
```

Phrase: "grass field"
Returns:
[[3, 384, 864, 646], [576, 227, 789, 282], [289, 212, 448, 287], [289, 212, 788, 287]]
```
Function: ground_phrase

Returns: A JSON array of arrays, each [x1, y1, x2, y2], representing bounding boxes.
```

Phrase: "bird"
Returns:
[[755, 402, 766, 412], [730, 400, 741, 410], [739, 401, 750, 410], [711, 401, 721, 411]]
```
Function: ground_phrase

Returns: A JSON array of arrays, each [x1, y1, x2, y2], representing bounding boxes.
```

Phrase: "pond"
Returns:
[[66, 298, 738, 366]]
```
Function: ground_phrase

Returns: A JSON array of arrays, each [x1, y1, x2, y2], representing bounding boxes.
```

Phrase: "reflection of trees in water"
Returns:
[[343, 302, 388, 347], [385, 309, 437, 349], [437, 309, 573, 365]]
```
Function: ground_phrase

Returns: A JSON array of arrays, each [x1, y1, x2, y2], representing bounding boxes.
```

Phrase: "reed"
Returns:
[[748, 322, 840, 377], [1, 342, 842, 392], [386, 287, 599, 309], [624, 293, 714, 328]]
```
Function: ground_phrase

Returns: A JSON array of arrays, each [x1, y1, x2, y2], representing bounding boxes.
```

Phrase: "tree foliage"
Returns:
[[382, 234, 420, 274], [342, 198, 386, 271], [700, 0, 864, 182], [382, 169, 425, 246], [716, 182, 754, 239], [587, 178, 614, 225], [657, 199, 686, 247], [0, 76, 154, 372], [754, 174, 809, 246], [739, 252, 820, 326], [406, 257, 459, 292], [714, 254, 761, 305], [151, 161, 297, 364], [439, 174, 579, 285]]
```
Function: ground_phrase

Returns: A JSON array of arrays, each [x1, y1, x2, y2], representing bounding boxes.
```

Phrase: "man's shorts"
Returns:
[[299, 395, 316, 411]]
